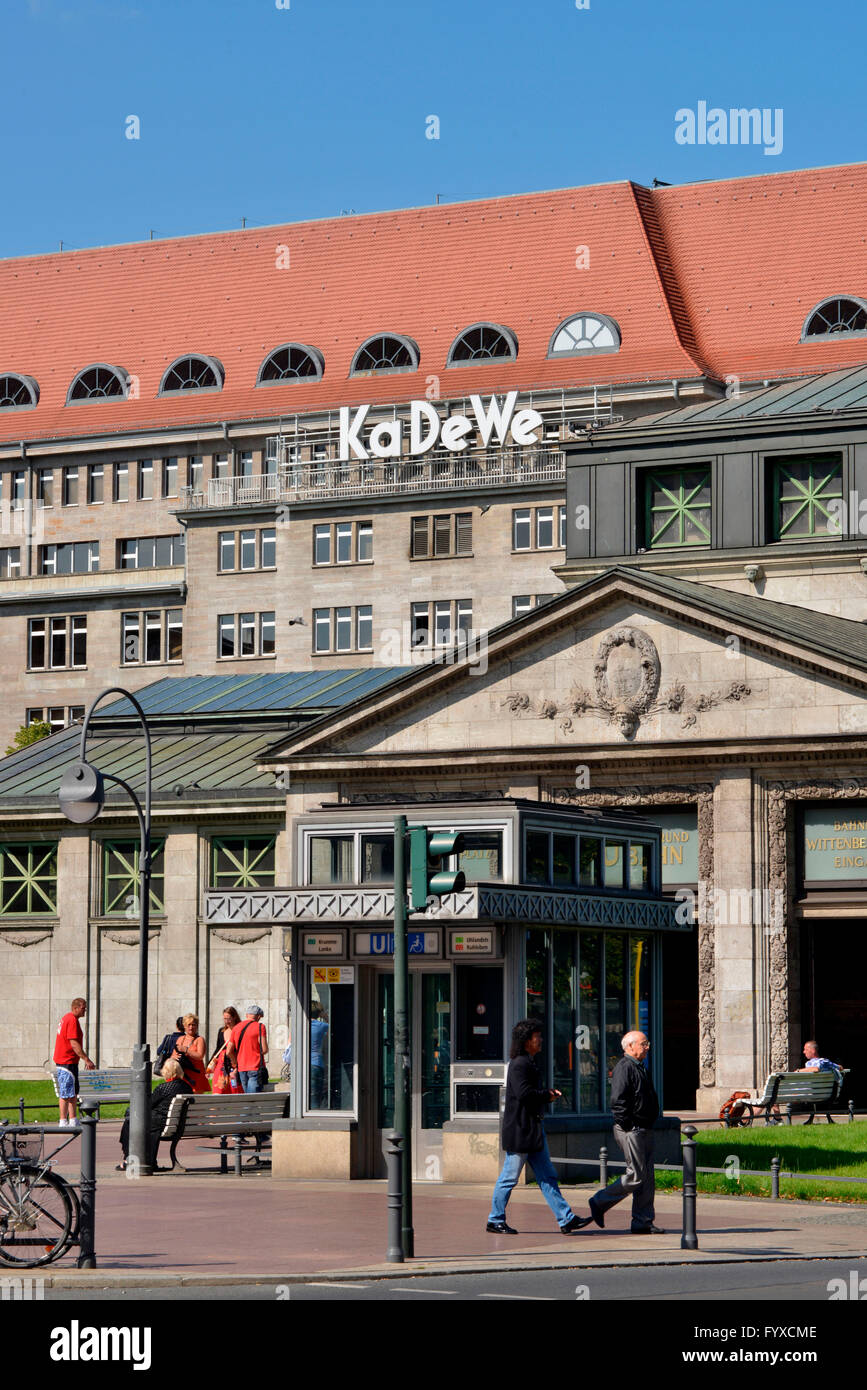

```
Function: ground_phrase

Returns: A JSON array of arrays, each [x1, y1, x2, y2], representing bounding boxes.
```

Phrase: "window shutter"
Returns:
[[411, 516, 429, 557], [433, 515, 451, 556], [455, 513, 473, 554]]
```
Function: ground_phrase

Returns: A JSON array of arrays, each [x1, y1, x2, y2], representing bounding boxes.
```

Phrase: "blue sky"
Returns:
[[3, 0, 865, 258]]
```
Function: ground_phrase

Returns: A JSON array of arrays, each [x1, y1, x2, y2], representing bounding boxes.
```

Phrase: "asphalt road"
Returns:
[[42, 1257, 867, 1301]]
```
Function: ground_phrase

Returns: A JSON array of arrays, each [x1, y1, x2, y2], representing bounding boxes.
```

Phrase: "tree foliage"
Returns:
[[5, 720, 52, 758]]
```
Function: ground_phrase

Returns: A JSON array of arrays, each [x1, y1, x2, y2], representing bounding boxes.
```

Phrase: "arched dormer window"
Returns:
[[257, 343, 324, 384], [350, 334, 419, 376], [802, 297, 867, 340], [0, 373, 39, 409], [547, 312, 621, 357], [159, 355, 224, 395], [67, 364, 129, 403], [447, 323, 518, 365]]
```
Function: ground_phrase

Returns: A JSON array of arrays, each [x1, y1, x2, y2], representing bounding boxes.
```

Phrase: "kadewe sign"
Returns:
[[339, 391, 543, 462]]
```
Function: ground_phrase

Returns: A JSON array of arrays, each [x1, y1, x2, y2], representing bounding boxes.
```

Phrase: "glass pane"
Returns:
[[360, 834, 393, 883], [313, 610, 330, 652], [309, 976, 355, 1112], [536, 509, 554, 548], [357, 523, 373, 561], [629, 842, 649, 890], [260, 612, 275, 655], [166, 612, 183, 661], [525, 929, 548, 1031], [314, 526, 331, 564], [212, 836, 276, 888], [240, 532, 256, 569], [524, 830, 549, 884], [145, 612, 161, 663], [552, 833, 576, 887], [309, 835, 354, 885], [154, 536, 172, 567], [336, 524, 352, 563], [261, 529, 276, 567], [239, 613, 255, 655], [579, 837, 601, 888], [604, 840, 625, 888], [335, 607, 352, 651], [578, 933, 601, 1111], [604, 934, 626, 1109], [218, 615, 234, 657], [513, 510, 531, 549], [356, 606, 372, 651], [629, 936, 651, 1037], [421, 973, 451, 1129], [455, 964, 503, 1061], [458, 832, 502, 883], [552, 931, 576, 1109], [378, 973, 397, 1129], [122, 614, 140, 664]]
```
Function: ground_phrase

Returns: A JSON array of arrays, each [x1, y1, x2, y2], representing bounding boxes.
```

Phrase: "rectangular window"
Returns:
[[119, 535, 183, 569], [163, 458, 179, 498], [536, 507, 554, 549], [559, 506, 567, 548], [211, 836, 277, 889], [455, 599, 472, 638], [604, 840, 625, 889], [524, 830, 549, 885], [219, 532, 235, 571], [239, 612, 256, 656], [213, 454, 229, 481], [88, 465, 104, 504], [26, 708, 44, 726], [357, 521, 373, 562], [28, 619, 46, 670], [433, 514, 451, 557], [630, 842, 650, 891], [513, 509, 531, 550], [11, 471, 26, 510], [39, 541, 99, 575], [458, 832, 502, 883], [51, 617, 68, 668], [412, 513, 472, 558], [771, 453, 843, 541], [261, 528, 276, 567], [309, 835, 354, 885], [188, 456, 203, 491], [411, 517, 429, 558], [36, 468, 54, 508], [334, 607, 352, 652], [0, 548, 21, 578], [552, 832, 576, 887], [434, 601, 451, 646], [103, 838, 166, 914], [455, 512, 473, 555], [114, 462, 129, 502], [308, 971, 355, 1113], [360, 834, 393, 883], [63, 467, 79, 507], [313, 609, 331, 653], [356, 605, 372, 651], [0, 842, 58, 915], [512, 595, 533, 618], [238, 450, 254, 478], [138, 459, 154, 500], [644, 466, 712, 549], [259, 611, 276, 656], [122, 610, 183, 664], [239, 530, 257, 570], [335, 523, 353, 564], [27, 616, 86, 670], [313, 525, 331, 566], [579, 837, 601, 888], [411, 602, 429, 647], [218, 614, 235, 658]]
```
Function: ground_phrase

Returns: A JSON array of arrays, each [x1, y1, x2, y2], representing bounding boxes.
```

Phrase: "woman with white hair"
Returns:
[[116, 1057, 193, 1171]]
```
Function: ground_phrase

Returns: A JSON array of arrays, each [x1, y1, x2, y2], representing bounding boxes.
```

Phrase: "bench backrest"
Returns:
[[74, 1068, 133, 1101], [756, 1069, 844, 1106], [160, 1092, 289, 1139]]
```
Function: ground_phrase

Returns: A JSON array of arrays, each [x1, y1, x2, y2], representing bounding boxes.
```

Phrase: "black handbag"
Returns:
[[256, 1025, 268, 1089]]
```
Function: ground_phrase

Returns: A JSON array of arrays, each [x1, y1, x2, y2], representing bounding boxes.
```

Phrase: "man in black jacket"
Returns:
[[486, 1018, 589, 1235], [584, 1031, 664, 1234]]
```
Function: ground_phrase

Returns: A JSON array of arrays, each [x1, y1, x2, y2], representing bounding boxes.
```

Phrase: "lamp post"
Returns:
[[59, 687, 153, 1175]]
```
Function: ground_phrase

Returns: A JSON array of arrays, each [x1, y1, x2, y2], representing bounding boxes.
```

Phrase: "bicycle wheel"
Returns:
[[0, 1165, 75, 1266]]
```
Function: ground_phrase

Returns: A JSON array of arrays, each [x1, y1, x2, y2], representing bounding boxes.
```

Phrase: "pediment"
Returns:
[[262, 568, 867, 764]]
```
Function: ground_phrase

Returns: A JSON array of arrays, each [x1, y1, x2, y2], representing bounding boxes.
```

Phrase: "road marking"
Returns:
[[391, 1287, 459, 1295], [477, 1293, 555, 1300], [305, 1282, 369, 1289]]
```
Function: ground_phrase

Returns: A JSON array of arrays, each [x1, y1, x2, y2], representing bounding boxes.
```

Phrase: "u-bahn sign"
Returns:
[[339, 391, 543, 461]]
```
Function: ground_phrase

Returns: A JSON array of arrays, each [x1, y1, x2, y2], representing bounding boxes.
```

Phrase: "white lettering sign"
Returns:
[[338, 392, 542, 462]]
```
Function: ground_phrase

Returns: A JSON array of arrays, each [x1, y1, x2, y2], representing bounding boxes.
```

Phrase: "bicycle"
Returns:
[[0, 1124, 81, 1267]]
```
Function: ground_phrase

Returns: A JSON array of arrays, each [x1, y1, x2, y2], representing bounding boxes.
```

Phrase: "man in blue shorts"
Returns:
[[53, 998, 95, 1126]]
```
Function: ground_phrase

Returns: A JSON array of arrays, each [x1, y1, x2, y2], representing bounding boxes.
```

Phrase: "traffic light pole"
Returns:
[[393, 815, 414, 1257]]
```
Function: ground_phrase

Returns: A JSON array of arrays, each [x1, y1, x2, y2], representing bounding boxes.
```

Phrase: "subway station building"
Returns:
[[1, 162, 866, 1175]]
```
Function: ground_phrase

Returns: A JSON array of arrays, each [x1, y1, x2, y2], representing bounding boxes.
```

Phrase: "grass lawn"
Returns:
[[0, 1078, 147, 1123], [653, 1120, 867, 1203]]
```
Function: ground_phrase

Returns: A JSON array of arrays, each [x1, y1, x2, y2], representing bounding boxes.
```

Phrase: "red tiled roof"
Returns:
[[1, 163, 865, 447]]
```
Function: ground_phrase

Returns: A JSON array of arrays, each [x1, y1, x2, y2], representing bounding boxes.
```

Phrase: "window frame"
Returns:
[[0, 841, 59, 916], [641, 465, 712, 551], [311, 606, 373, 654], [216, 611, 277, 660], [121, 608, 183, 666], [27, 615, 87, 671]]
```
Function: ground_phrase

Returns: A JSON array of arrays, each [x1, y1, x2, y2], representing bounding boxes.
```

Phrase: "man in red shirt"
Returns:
[[227, 1004, 268, 1093], [53, 998, 95, 1126]]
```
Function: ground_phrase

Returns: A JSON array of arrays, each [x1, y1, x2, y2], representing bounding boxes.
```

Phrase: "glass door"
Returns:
[[376, 969, 451, 1180]]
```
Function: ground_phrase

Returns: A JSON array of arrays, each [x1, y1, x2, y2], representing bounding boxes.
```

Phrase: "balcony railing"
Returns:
[[178, 447, 566, 510]]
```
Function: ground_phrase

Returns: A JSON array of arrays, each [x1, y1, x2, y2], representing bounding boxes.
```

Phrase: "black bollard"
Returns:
[[849, 1100, 855, 1124], [681, 1125, 698, 1250], [770, 1156, 780, 1199], [599, 1145, 608, 1187], [785, 1103, 792, 1126], [77, 1099, 98, 1269], [18, 1096, 25, 1124], [387, 1131, 404, 1264]]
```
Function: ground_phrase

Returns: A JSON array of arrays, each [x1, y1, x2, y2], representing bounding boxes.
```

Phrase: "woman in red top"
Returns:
[[172, 1013, 210, 1093], [206, 1006, 243, 1094]]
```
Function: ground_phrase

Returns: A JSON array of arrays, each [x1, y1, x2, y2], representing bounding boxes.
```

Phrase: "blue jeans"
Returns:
[[239, 1070, 261, 1093], [488, 1135, 574, 1228]]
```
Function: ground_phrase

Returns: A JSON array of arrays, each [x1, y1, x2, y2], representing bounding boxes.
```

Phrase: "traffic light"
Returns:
[[408, 828, 466, 911]]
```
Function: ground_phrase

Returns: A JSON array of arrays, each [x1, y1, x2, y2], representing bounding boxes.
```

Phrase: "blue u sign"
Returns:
[[370, 933, 395, 954]]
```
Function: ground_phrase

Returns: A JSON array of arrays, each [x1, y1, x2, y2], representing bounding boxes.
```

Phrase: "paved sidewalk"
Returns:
[[32, 1122, 867, 1287]]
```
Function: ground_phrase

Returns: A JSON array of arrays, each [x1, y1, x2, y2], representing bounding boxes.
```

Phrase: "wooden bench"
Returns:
[[157, 1092, 290, 1174], [751, 1069, 848, 1125], [51, 1067, 133, 1105]]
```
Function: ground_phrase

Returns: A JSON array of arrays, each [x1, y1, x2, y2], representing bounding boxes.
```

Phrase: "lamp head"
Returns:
[[59, 761, 105, 824]]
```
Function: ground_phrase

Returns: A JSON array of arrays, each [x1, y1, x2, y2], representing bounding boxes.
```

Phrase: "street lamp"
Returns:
[[59, 687, 153, 1175]]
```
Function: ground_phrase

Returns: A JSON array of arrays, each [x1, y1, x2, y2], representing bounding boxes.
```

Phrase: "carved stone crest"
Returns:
[[593, 627, 661, 737]]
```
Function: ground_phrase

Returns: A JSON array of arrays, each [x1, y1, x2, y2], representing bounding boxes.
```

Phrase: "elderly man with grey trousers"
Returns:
[[586, 1031, 664, 1234]]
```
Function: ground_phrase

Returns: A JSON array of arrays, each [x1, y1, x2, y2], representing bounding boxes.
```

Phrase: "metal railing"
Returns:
[[178, 447, 566, 509]]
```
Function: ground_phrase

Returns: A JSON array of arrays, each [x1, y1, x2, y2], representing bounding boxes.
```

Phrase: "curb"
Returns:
[[37, 1248, 867, 1288]]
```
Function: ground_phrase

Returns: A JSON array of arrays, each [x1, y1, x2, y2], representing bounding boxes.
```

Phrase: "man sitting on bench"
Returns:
[[797, 1040, 844, 1124]]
